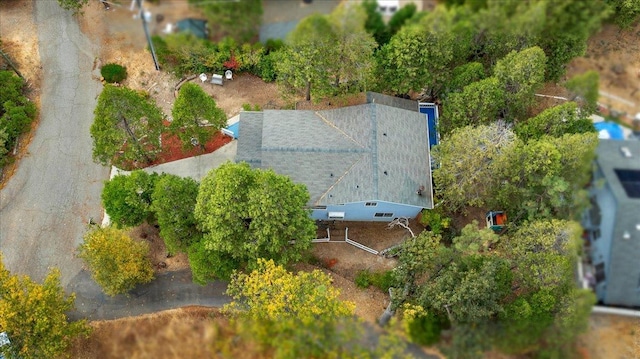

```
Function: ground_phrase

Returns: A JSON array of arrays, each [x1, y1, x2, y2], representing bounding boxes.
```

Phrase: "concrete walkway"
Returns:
[[142, 140, 237, 181]]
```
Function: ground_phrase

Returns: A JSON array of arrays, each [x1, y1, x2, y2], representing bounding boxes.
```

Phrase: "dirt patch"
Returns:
[[69, 306, 225, 359], [129, 223, 189, 274], [577, 314, 640, 359], [567, 22, 640, 122]]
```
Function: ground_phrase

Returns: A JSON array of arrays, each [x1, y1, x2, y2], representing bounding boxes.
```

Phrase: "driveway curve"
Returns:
[[0, 1, 108, 288]]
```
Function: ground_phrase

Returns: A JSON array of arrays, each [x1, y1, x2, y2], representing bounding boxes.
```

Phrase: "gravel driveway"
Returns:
[[0, 1, 108, 288]]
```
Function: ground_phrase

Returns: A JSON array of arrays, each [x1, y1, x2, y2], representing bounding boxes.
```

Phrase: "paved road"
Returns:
[[67, 269, 230, 321], [0, 1, 108, 287]]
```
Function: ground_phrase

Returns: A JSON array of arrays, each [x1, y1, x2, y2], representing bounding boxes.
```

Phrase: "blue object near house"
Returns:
[[582, 140, 640, 307], [235, 98, 434, 222], [594, 121, 624, 140], [222, 122, 240, 139], [419, 103, 440, 148], [176, 18, 209, 39]]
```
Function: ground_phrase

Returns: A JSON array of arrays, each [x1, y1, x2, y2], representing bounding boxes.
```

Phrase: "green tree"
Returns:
[[171, 83, 226, 150], [56, 0, 89, 15], [0, 70, 37, 166], [606, 0, 640, 27], [276, 14, 336, 101], [91, 85, 164, 167], [362, 0, 389, 45], [188, 0, 262, 43], [440, 77, 506, 134], [193, 162, 316, 282], [77, 226, 154, 296], [445, 62, 486, 96], [224, 259, 362, 359], [539, 0, 610, 81], [0, 254, 90, 359], [387, 3, 417, 37], [514, 102, 596, 141], [150, 174, 202, 254], [328, 3, 377, 93], [565, 70, 600, 115], [432, 123, 515, 212], [101, 171, 159, 228], [491, 133, 598, 223], [493, 46, 547, 121]]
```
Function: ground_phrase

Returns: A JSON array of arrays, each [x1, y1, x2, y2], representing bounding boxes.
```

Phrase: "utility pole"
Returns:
[[135, 0, 160, 71]]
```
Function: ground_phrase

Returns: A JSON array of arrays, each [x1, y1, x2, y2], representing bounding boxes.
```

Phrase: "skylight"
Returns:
[[614, 169, 640, 198]]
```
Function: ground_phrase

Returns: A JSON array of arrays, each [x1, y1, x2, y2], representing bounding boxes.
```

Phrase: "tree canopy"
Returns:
[[393, 219, 594, 357], [192, 162, 316, 282], [150, 174, 202, 254], [514, 102, 596, 141], [171, 83, 226, 150], [0, 70, 36, 167], [0, 254, 90, 358], [91, 85, 164, 167], [77, 226, 154, 296], [188, 0, 262, 43], [101, 171, 159, 228], [224, 259, 359, 359]]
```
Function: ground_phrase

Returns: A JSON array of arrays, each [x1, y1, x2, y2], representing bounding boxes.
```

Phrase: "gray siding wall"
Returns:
[[311, 200, 422, 222], [590, 184, 617, 303]]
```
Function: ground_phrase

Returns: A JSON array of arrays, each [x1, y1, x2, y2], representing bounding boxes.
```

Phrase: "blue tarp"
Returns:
[[594, 121, 624, 140], [223, 122, 240, 139]]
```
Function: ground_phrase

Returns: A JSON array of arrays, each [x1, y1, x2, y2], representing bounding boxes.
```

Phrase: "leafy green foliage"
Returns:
[[432, 123, 516, 212], [445, 62, 486, 96], [493, 46, 547, 121], [441, 77, 506, 134], [0, 254, 90, 359], [514, 102, 596, 141], [354, 269, 396, 291], [171, 83, 226, 150], [388, 3, 417, 36], [606, 0, 640, 27], [193, 162, 316, 282], [565, 70, 600, 114], [150, 174, 202, 254], [362, 0, 389, 45], [189, 0, 262, 43], [0, 70, 37, 166], [91, 85, 164, 167], [100, 63, 127, 83], [101, 171, 159, 228], [225, 259, 367, 359], [56, 0, 89, 15], [77, 226, 154, 296], [394, 220, 594, 357]]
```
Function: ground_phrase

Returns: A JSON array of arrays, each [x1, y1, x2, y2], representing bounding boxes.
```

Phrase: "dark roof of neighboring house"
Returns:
[[236, 103, 432, 209], [595, 140, 640, 305], [176, 18, 208, 39]]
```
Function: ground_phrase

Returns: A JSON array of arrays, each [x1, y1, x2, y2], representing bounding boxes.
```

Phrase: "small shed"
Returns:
[[176, 18, 209, 39]]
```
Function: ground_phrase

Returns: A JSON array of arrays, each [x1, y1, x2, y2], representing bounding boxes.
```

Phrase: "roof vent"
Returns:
[[620, 146, 632, 158], [623, 231, 631, 239], [636, 223, 640, 231], [383, 171, 388, 175]]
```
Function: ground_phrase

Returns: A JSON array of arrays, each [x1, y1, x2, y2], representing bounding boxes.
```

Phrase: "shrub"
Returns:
[[408, 311, 449, 346], [355, 269, 396, 291], [101, 63, 128, 83]]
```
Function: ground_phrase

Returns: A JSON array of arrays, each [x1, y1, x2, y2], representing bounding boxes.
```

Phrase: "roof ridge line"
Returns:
[[315, 155, 366, 205], [314, 110, 366, 148]]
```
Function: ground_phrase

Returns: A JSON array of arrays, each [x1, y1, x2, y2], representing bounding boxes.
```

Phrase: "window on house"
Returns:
[[374, 212, 393, 217], [595, 263, 606, 283], [312, 206, 327, 209], [591, 229, 600, 241], [389, 6, 398, 12], [365, 202, 377, 207], [379, 6, 387, 12]]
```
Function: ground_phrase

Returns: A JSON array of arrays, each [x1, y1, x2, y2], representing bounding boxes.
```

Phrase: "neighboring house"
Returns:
[[235, 98, 433, 222], [582, 140, 640, 307], [176, 18, 209, 39]]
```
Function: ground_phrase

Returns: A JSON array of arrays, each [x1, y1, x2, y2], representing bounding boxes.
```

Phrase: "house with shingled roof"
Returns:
[[235, 101, 433, 222], [582, 139, 640, 307]]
